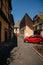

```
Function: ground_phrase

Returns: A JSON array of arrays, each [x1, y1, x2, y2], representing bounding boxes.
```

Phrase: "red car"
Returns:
[[24, 35, 43, 43]]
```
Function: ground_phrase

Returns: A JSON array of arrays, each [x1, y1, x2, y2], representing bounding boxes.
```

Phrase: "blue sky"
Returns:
[[11, 0, 43, 22]]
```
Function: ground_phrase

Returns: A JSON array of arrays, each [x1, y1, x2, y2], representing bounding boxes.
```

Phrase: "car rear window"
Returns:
[[29, 35, 40, 38], [34, 36, 40, 38]]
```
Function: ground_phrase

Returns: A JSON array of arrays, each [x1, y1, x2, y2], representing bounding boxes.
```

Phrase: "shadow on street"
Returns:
[[0, 34, 18, 65]]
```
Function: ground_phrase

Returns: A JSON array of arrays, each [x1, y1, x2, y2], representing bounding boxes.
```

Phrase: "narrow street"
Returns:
[[0, 0, 43, 65], [9, 37, 43, 65]]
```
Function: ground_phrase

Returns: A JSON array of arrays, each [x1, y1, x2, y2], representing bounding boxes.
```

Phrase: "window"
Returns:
[[29, 35, 40, 38], [42, 24, 43, 30], [39, 24, 42, 30], [35, 26, 37, 30], [37, 25, 39, 30]]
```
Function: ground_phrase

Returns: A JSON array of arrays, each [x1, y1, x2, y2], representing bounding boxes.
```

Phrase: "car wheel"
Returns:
[[24, 40, 25, 42], [25, 41, 28, 43], [24, 40, 28, 43]]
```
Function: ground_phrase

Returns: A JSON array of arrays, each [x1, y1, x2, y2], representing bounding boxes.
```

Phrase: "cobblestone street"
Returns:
[[0, 0, 43, 65], [9, 37, 43, 65]]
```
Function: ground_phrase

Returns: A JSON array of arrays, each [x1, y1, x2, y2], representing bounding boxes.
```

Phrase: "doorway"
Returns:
[[0, 22, 1, 43]]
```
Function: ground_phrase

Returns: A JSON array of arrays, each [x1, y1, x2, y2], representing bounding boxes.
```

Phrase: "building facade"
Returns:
[[19, 13, 33, 38], [0, 0, 14, 44], [33, 14, 43, 37], [14, 20, 20, 36]]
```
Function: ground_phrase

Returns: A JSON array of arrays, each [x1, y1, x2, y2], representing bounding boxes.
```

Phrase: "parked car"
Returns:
[[24, 35, 43, 43]]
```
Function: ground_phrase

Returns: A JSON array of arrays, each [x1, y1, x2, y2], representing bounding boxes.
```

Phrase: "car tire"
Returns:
[[24, 40, 29, 43], [24, 40, 28, 43], [24, 40, 25, 42]]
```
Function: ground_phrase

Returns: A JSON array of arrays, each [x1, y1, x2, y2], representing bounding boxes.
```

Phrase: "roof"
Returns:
[[20, 13, 33, 30], [24, 13, 33, 22], [38, 14, 43, 21], [14, 20, 21, 27], [33, 14, 43, 25], [20, 13, 33, 24], [33, 14, 43, 24]]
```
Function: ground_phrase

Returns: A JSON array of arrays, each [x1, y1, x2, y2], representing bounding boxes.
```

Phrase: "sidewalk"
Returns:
[[32, 44, 43, 58], [0, 35, 18, 65]]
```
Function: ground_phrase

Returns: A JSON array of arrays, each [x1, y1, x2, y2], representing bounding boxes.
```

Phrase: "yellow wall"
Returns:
[[2, 0, 9, 18], [0, 16, 8, 42], [0, 0, 14, 43], [24, 25, 33, 37]]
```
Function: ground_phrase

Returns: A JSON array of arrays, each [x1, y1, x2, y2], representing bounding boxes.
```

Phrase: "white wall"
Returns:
[[24, 25, 33, 37]]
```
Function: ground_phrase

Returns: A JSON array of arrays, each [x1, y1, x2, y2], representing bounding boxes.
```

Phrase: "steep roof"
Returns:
[[33, 14, 43, 21], [20, 13, 33, 30], [33, 14, 43, 25], [20, 13, 33, 24], [24, 13, 33, 22], [38, 14, 43, 21], [14, 20, 21, 27]]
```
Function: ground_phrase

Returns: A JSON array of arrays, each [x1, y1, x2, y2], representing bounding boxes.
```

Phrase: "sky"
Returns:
[[11, 0, 43, 22]]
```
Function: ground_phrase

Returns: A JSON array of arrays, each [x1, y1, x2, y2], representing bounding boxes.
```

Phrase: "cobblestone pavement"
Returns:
[[9, 37, 43, 65]]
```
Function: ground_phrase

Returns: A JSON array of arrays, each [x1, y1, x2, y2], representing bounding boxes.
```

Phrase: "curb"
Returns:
[[31, 45, 43, 59]]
